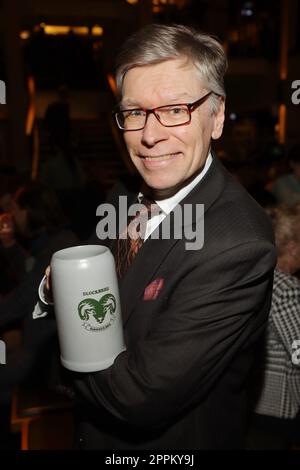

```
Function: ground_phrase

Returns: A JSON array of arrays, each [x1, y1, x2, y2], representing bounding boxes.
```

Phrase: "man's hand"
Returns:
[[45, 266, 52, 291], [44, 265, 54, 304]]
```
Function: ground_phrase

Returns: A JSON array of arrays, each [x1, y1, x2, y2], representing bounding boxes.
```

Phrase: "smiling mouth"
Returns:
[[141, 152, 180, 161]]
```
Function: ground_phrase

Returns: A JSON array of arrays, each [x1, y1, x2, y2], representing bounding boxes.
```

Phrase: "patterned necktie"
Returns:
[[116, 196, 160, 278]]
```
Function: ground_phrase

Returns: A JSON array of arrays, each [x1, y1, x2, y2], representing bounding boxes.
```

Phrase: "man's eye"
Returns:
[[125, 109, 144, 118], [169, 107, 186, 115], [159, 106, 186, 116]]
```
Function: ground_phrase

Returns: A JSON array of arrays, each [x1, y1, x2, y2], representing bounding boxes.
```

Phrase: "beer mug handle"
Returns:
[[38, 275, 54, 306]]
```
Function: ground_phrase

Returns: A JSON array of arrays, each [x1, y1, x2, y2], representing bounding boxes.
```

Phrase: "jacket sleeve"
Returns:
[[72, 239, 276, 429]]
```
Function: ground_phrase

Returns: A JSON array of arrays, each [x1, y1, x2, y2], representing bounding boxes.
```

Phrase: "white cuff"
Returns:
[[32, 301, 49, 319]]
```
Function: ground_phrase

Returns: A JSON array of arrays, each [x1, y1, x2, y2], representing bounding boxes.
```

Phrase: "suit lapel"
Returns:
[[117, 153, 228, 326]]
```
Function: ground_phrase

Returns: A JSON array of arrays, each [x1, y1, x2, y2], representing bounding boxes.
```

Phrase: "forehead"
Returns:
[[121, 58, 203, 106]]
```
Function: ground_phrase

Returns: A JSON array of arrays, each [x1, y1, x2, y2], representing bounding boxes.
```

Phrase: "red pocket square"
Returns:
[[143, 278, 164, 300]]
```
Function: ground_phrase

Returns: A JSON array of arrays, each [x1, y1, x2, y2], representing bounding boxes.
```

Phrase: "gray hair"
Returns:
[[266, 205, 300, 256], [115, 23, 227, 114]]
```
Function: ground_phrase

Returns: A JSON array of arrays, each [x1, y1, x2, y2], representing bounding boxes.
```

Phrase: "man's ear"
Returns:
[[212, 99, 225, 140]]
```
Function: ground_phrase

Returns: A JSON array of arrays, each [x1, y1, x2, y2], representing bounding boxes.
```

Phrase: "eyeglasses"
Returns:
[[113, 91, 222, 131]]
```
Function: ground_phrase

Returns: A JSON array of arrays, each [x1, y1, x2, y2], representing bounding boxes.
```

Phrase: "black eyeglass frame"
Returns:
[[113, 91, 223, 131]]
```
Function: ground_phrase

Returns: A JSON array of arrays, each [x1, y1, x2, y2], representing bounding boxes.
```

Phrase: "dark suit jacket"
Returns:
[[72, 154, 277, 449]]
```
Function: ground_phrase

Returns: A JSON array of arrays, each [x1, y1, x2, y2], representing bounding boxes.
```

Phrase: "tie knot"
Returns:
[[140, 196, 161, 218], [140, 195, 153, 208]]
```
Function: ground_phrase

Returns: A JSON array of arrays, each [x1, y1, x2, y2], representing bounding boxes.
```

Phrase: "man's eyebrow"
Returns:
[[167, 93, 194, 102], [120, 99, 140, 108], [121, 94, 195, 108]]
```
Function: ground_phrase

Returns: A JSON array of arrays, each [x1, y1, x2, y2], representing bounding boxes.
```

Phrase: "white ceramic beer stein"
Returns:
[[50, 245, 125, 372]]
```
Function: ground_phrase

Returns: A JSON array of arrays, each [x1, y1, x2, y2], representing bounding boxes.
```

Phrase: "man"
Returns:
[[53, 24, 276, 449]]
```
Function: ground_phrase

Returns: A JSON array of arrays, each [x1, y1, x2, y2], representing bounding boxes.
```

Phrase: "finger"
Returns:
[[45, 266, 51, 291]]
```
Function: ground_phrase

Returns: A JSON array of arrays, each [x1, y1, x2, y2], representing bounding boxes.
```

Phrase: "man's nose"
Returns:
[[141, 112, 168, 147]]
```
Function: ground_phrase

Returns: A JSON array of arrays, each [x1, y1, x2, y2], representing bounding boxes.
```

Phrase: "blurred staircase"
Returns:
[[38, 114, 129, 193], [37, 114, 130, 239], [72, 117, 129, 192]]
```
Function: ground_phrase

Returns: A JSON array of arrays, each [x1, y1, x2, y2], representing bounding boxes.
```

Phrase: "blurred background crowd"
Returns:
[[0, 0, 300, 451]]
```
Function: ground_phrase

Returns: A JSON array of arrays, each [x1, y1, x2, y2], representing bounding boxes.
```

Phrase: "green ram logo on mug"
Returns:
[[78, 293, 117, 332]]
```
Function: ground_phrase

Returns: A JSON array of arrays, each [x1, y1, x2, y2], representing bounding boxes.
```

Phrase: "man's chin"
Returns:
[[144, 179, 184, 200]]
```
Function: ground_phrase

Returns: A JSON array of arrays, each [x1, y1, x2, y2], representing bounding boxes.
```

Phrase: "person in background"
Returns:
[[248, 205, 300, 449], [44, 23, 276, 449], [44, 84, 70, 153], [272, 144, 300, 206], [0, 212, 26, 296], [0, 182, 78, 448], [0, 181, 78, 330]]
